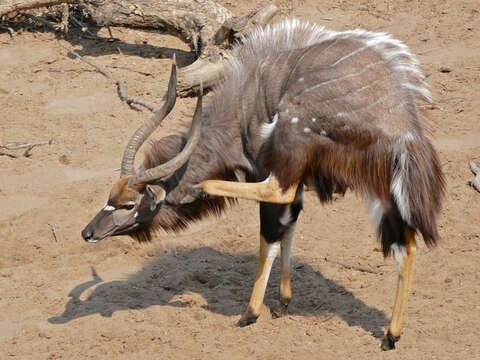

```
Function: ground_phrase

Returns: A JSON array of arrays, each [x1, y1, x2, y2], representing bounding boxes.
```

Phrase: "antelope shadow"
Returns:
[[48, 246, 388, 339]]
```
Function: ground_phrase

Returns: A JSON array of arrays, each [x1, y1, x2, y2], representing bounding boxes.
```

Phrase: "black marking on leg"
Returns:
[[260, 188, 303, 243], [381, 332, 400, 351]]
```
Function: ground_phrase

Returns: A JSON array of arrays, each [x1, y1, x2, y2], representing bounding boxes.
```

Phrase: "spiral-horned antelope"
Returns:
[[82, 20, 445, 350]]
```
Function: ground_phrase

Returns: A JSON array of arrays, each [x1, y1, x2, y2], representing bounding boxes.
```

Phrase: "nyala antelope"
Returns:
[[82, 20, 445, 350]]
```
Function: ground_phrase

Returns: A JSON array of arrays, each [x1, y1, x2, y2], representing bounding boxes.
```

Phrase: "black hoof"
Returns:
[[272, 302, 289, 318], [236, 315, 257, 327], [381, 332, 400, 351], [190, 188, 210, 200]]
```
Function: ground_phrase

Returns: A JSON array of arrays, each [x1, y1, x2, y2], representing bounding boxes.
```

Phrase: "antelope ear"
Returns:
[[145, 184, 166, 210]]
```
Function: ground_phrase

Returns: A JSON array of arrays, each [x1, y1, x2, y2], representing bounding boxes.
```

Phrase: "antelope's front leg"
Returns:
[[238, 187, 303, 326], [237, 236, 279, 327], [195, 175, 298, 204]]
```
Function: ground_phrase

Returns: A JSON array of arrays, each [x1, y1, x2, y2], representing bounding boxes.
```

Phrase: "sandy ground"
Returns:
[[1, 0, 479, 359]]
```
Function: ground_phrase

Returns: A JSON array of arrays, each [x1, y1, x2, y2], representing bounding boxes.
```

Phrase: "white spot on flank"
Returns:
[[304, 127, 311, 133], [103, 204, 115, 211], [404, 132, 414, 142], [320, 130, 327, 136], [391, 243, 407, 268], [291, 117, 299, 124], [260, 113, 279, 139], [312, 118, 316, 122]]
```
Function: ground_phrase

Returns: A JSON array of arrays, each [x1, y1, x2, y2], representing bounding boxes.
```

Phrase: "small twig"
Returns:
[[323, 257, 381, 275], [60, 3, 70, 36], [107, 65, 157, 77], [66, 48, 110, 78], [468, 160, 480, 193], [106, 26, 118, 41], [59, 41, 156, 112], [70, 16, 97, 37], [1, 139, 53, 150], [116, 81, 156, 112], [1, 16, 14, 38], [0, 139, 53, 158], [48, 222, 58, 242], [0, 150, 20, 158]]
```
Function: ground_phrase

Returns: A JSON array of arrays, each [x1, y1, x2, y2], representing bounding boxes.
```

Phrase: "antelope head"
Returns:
[[81, 58, 203, 243]]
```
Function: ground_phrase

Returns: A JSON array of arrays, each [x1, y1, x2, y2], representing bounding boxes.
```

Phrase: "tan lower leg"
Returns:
[[274, 226, 295, 316], [242, 236, 279, 323], [195, 175, 298, 204], [388, 227, 417, 339]]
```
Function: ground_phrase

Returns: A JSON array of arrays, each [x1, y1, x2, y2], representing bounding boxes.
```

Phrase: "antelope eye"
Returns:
[[122, 204, 135, 210]]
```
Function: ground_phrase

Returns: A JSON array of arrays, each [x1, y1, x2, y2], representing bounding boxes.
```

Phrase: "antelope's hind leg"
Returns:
[[382, 227, 417, 351]]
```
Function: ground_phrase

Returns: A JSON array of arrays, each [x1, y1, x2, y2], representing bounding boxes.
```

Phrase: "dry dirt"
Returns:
[[1, 1, 479, 359]]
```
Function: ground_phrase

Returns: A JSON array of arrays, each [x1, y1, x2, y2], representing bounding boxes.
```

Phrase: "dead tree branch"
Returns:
[[469, 160, 480, 193], [22, 12, 57, 31], [0, 139, 54, 158], [48, 222, 58, 242], [2, 0, 278, 96], [67, 48, 110, 78], [0, 0, 76, 17], [1, 15, 14, 37], [116, 81, 156, 112]]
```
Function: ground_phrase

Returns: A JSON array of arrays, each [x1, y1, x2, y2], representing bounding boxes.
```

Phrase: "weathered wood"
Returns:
[[0, 0, 76, 17], [2, 0, 278, 96]]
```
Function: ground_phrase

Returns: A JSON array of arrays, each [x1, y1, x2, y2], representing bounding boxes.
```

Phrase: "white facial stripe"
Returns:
[[103, 204, 116, 211]]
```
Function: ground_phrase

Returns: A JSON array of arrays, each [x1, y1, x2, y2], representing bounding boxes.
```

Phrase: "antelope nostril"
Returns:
[[81, 228, 93, 241]]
